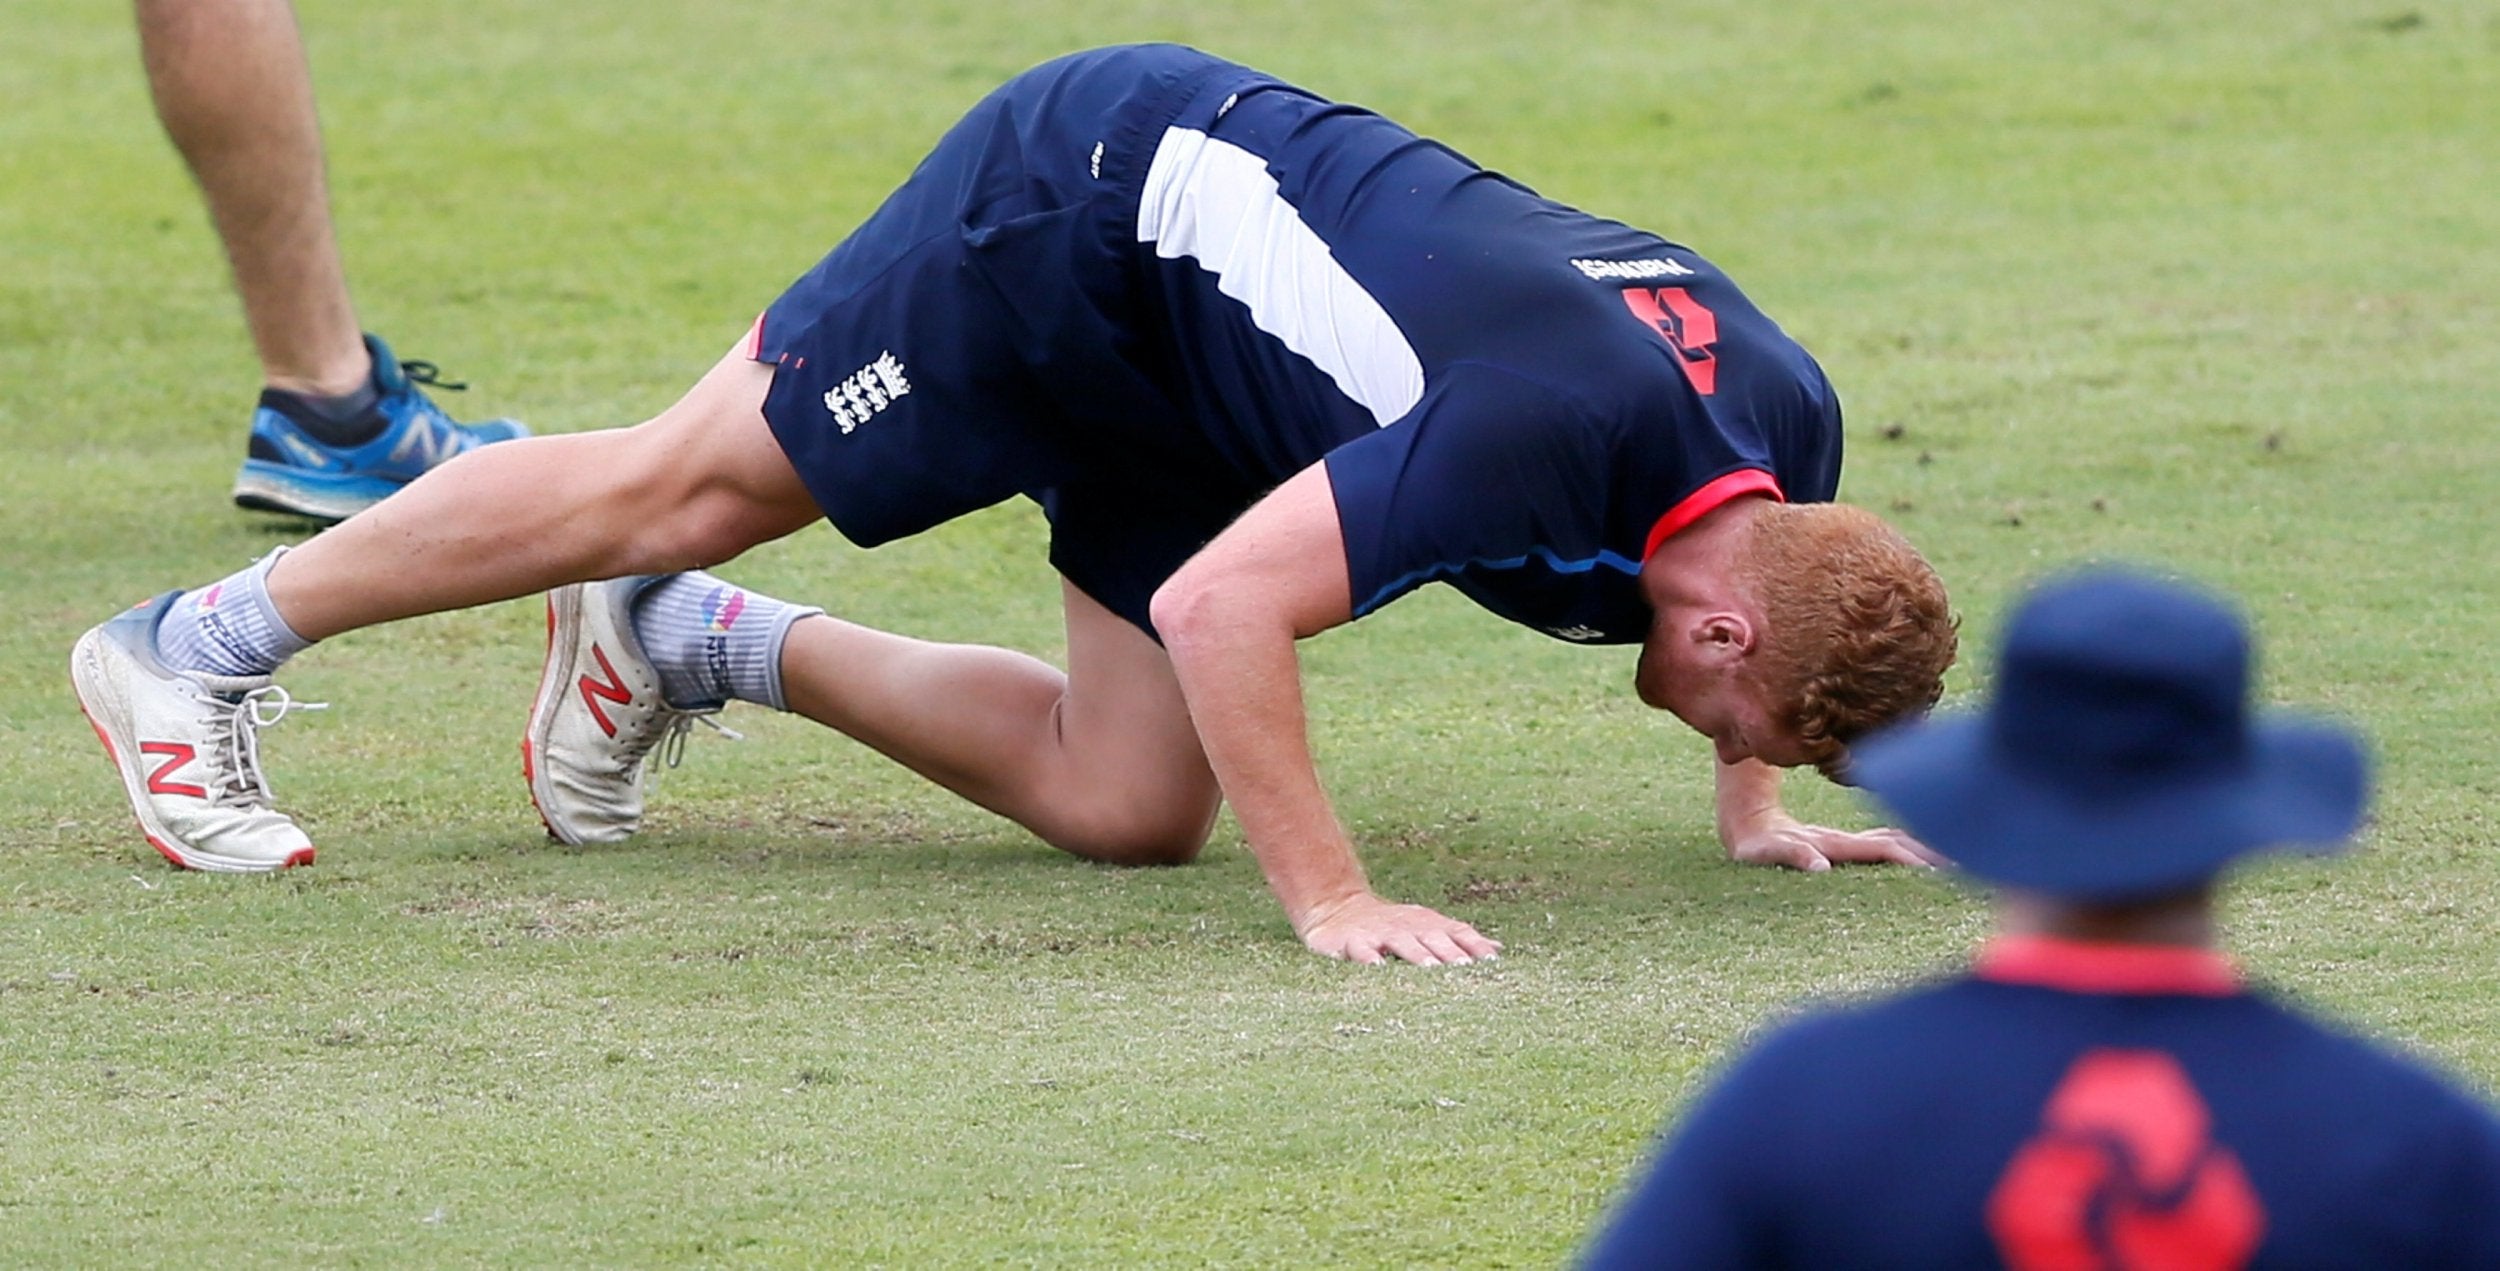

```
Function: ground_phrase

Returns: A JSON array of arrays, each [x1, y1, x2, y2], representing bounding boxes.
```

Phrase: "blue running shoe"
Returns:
[[232, 333, 530, 523]]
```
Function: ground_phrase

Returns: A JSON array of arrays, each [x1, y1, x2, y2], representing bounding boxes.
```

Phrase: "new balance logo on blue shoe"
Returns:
[[232, 333, 529, 523]]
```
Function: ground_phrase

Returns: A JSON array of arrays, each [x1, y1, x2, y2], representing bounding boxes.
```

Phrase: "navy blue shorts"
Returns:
[[751, 45, 1276, 635]]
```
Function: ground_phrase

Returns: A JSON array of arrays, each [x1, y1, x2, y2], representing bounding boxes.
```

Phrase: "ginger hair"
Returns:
[[1737, 503, 1958, 781]]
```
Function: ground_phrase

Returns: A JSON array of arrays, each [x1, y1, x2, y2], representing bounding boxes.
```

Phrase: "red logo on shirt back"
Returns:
[[1988, 1049, 2267, 1271], [1619, 287, 1720, 395]]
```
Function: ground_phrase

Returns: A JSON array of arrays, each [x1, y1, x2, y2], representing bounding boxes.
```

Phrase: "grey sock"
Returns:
[[155, 547, 313, 677], [628, 571, 819, 710]]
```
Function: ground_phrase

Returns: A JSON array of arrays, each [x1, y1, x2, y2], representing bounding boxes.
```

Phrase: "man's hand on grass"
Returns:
[[1295, 892, 1502, 966], [1725, 816, 1945, 873]]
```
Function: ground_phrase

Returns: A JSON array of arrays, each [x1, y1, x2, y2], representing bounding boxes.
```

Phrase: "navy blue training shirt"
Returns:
[[1127, 73, 1843, 643], [751, 46, 1843, 639], [1583, 937, 2500, 1269]]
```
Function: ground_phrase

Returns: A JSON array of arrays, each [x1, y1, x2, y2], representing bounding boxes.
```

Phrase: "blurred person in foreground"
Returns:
[[1584, 568, 2500, 1269]]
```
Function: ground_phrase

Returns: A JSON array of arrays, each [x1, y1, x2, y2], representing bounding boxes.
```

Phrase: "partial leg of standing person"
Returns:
[[135, 0, 527, 522]]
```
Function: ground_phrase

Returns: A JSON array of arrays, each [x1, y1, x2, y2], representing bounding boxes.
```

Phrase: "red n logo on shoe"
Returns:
[[140, 742, 208, 799], [1988, 1049, 2267, 1271], [576, 645, 633, 738]]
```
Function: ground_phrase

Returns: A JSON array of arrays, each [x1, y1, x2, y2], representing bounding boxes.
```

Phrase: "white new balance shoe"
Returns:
[[523, 576, 733, 845], [70, 592, 325, 872]]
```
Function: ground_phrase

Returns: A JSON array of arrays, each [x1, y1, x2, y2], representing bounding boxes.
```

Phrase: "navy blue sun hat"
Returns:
[[1850, 568, 2370, 901]]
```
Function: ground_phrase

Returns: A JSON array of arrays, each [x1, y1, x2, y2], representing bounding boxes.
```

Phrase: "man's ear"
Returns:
[[1693, 611, 1759, 665]]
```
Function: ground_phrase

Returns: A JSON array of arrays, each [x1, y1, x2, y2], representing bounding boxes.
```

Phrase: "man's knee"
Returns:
[[1044, 793, 1219, 867]]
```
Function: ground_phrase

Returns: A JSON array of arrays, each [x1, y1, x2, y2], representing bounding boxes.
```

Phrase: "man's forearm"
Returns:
[[1158, 596, 1371, 927], [1139, 458, 1491, 957]]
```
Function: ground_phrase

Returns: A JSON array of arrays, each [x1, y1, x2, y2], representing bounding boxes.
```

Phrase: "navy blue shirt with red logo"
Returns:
[[1582, 938, 2500, 1270], [1130, 74, 1843, 643], [753, 46, 1842, 639]]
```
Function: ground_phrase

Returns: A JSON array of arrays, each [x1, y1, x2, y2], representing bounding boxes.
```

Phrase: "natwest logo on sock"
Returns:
[[701, 586, 748, 632]]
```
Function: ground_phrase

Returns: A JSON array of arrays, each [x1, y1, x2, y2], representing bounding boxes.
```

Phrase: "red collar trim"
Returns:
[[1643, 469, 1783, 560], [1975, 936, 2244, 997]]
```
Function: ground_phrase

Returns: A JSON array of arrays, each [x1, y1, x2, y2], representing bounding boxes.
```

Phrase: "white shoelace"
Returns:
[[202, 684, 328, 808], [635, 708, 742, 784]]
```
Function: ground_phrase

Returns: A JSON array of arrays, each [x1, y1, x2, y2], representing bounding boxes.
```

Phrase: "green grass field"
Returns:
[[5, 0, 2497, 1264]]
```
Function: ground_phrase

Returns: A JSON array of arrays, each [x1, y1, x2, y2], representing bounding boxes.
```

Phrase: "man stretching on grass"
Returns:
[[73, 45, 1957, 966]]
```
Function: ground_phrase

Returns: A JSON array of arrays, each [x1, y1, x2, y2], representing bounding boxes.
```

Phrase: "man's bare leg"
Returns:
[[778, 582, 1222, 865], [96, 341, 1217, 869], [81, 348, 821, 869], [279, 347, 1218, 861], [266, 352, 812, 638], [137, 0, 364, 396]]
